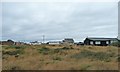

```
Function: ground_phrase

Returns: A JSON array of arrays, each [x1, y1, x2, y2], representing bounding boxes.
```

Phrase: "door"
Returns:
[[101, 41, 107, 46]]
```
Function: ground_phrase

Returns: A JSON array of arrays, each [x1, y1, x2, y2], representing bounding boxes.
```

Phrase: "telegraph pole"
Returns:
[[43, 35, 45, 43]]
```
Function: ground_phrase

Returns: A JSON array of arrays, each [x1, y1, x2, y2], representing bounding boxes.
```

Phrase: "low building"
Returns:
[[62, 38, 74, 44], [47, 41, 61, 45], [76, 42, 84, 45], [14, 42, 25, 45], [1, 40, 15, 45], [30, 41, 41, 45], [84, 37, 118, 46]]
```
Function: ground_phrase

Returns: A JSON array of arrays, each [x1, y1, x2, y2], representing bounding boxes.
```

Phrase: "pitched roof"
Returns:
[[86, 37, 118, 41], [48, 41, 61, 43], [64, 38, 74, 40], [64, 38, 74, 41]]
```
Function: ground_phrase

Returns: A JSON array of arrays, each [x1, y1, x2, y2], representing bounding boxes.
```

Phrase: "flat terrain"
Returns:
[[2, 45, 120, 70]]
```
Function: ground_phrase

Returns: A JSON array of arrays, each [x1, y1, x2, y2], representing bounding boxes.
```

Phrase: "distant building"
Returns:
[[1, 40, 15, 45], [0, 40, 27, 45], [14, 42, 25, 45], [62, 38, 74, 44], [47, 41, 61, 45], [75, 42, 84, 45], [84, 37, 118, 46], [30, 41, 41, 45]]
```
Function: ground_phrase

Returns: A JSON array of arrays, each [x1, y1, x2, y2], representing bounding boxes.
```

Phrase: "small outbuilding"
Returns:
[[62, 38, 74, 44], [84, 37, 118, 46]]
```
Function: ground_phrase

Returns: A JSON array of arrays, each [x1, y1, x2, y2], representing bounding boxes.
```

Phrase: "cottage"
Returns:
[[62, 38, 74, 44], [84, 37, 118, 46]]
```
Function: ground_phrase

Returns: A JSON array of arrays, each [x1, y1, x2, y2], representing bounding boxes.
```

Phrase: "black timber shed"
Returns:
[[84, 37, 118, 46]]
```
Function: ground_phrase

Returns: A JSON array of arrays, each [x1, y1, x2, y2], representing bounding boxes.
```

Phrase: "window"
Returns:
[[111, 41, 113, 43], [90, 41, 93, 45], [111, 40, 116, 43], [106, 41, 109, 44], [95, 41, 100, 44]]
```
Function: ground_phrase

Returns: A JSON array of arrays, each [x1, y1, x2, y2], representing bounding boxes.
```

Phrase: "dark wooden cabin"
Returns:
[[84, 37, 118, 46]]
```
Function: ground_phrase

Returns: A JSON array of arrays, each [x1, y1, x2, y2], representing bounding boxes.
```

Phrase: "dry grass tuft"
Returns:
[[2, 45, 119, 70]]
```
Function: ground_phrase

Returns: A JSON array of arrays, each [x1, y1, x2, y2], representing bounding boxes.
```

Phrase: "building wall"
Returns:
[[84, 38, 89, 45], [63, 39, 74, 44], [48, 43, 60, 45], [15, 42, 25, 45], [84, 38, 111, 46]]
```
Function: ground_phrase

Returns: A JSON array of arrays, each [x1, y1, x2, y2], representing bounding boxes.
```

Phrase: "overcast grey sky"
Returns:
[[2, 2, 118, 42]]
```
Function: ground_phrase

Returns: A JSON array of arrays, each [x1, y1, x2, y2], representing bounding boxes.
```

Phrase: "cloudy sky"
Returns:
[[2, 2, 118, 42]]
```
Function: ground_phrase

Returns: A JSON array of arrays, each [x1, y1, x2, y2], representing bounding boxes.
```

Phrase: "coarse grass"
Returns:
[[3, 49, 24, 55], [80, 64, 91, 70], [52, 56, 62, 61], [38, 47, 50, 55], [3, 45, 27, 49], [111, 41, 120, 47], [2, 45, 26, 56], [2, 45, 26, 60], [71, 50, 115, 62], [37, 46, 74, 55], [2, 45, 119, 70]]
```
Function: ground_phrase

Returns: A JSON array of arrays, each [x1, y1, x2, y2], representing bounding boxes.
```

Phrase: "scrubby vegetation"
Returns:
[[38, 47, 50, 55], [38, 46, 73, 55], [2, 45, 119, 70], [3, 50, 24, 55], [111, 41, 120, 47], [71, 50, 114, 62], [4, 45, 26, 49], [52, 56, 62, 61], [2, 45, 25, 60]]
